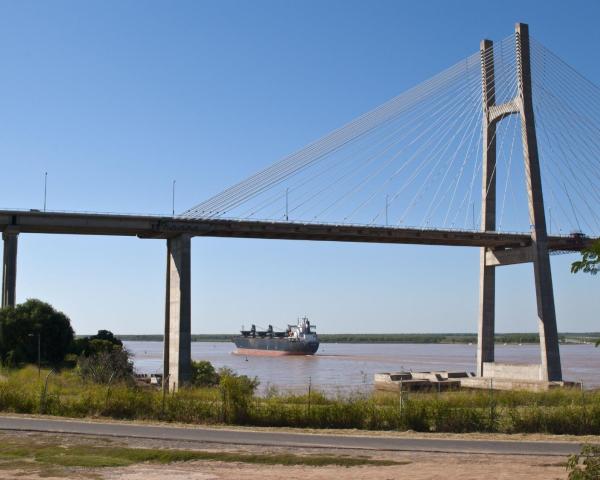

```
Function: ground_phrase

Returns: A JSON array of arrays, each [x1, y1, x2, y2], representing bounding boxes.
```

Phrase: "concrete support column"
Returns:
[[2, 232, 18, 308], [163, 234, 192, 391], [477, 255, 495, 376], [515, 23, 562, 381], [477, 39, 497, 376]]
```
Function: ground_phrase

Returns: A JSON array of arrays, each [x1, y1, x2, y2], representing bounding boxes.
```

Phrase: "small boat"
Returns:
[[233, 317, 319, 356]]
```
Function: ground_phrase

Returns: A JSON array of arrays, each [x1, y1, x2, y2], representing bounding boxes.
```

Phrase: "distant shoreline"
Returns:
[[112, 333, 600, 345]]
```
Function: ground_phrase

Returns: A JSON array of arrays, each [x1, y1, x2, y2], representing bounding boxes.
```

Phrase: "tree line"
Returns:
[[0, 299, 132, 382]]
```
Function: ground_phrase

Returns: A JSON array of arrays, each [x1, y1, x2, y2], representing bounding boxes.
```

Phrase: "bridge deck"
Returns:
[[0, 210, 592, 251]]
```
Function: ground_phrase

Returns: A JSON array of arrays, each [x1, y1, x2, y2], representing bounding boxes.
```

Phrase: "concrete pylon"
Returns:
[[515, 23, 562, 381], [2, 232, 18, 308], [477, 39, 497, 376], [163, 234, 192, 391], [476, 23, 562, 382]]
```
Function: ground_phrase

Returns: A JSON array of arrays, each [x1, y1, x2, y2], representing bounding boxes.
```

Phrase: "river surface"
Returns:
[[125, 341, 599, 393]]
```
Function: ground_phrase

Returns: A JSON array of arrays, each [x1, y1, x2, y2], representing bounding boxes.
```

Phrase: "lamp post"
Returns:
[[43, 172, 48, 212], [385, 194, 389, 226], [28, 332, 41, 379], [285, 188, 289, 221], [172, 180, 176, 217]]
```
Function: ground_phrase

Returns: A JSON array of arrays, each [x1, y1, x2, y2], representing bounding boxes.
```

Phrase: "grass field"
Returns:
[[0, 434, 399, 469], [1, 366, 599, 435], [0, 432, 403, 479]]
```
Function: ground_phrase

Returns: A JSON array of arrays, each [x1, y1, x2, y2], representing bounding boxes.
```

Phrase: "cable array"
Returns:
[[530, 38, 600, 237], [180, 34, 599, 238]]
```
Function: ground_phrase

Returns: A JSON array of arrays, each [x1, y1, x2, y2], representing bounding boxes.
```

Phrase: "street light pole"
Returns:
[[385, 194, 389, 226], [172, 180, 176, 217], [37, 333, 41, 379], [28, 332, 41, 379], [285, 188, 289, 221], [43, 172, 48, 212]]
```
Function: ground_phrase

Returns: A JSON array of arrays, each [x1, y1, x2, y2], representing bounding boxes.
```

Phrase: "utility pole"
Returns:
[[385, 194, 389, 226], [172, 180, 176, 217], [29, 332, 41, 379], [285, 188, 289, 221], [37, 333, 41, 379], [43, 172, 48, 212]]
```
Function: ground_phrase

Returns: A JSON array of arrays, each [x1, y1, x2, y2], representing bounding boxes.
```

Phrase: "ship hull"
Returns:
[[233, 337, 319, 356]]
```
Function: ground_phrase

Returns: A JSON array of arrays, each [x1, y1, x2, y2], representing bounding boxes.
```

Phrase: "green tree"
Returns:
[[90, 329, 123, 347], [571, 240, 600, 347], [72, 329, 124, 356], [0, 299, 74, 366], [571, 240, 600, 276]]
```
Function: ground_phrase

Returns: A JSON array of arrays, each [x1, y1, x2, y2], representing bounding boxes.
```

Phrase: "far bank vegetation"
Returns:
[[118, 332, 600, 344]]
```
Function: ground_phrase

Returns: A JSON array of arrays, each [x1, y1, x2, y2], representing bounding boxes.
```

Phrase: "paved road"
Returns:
[[0, 415, 583, 456]]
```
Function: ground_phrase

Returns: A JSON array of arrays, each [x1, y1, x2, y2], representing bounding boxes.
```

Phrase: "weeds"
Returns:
[[0, 365, 598, 435]]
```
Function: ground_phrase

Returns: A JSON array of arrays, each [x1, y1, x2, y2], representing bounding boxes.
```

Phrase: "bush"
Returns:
[[567, 444, 600, 479], [191, 361, 219, 387], [77, 347, 133, 384], [218, 367, 259, 423]]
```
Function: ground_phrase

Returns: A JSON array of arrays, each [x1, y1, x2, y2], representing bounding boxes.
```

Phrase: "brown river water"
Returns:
[[125, 341, 600, 393]]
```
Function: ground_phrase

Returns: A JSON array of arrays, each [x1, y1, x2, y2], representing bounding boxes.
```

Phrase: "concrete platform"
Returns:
[[375, 369, 581, 392], [374, 371, 469, 392], [459, 376, 581, 391], [463, 362, 582, 391]]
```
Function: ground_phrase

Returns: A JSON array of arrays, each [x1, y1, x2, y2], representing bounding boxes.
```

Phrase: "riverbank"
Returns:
[[1, 366, 599, 435], [126, 341, 600, 391]]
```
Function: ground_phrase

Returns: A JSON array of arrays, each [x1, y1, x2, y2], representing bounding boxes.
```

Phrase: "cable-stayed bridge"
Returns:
[[1, 23, 599, 390]]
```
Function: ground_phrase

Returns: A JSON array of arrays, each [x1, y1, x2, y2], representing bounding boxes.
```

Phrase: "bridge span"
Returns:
[[0, 209, 591, 249], [0, 208, 595, 390]]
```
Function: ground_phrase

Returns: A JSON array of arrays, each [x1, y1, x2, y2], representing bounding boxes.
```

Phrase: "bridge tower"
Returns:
[[477, 23, 562, 382]]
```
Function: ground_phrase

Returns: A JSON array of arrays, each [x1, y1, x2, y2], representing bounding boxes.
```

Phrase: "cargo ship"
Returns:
[[233, 317, 319, 356]]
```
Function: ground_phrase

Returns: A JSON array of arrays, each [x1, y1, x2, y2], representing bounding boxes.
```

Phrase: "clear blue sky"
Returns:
[[0, 0, 598, 334]]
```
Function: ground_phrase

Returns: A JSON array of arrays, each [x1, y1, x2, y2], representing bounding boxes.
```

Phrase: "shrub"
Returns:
[[567, 444, 600, 479], [218, 367, 259, 423], [77, 347, 133, 384], [191, 361, 219, 387]]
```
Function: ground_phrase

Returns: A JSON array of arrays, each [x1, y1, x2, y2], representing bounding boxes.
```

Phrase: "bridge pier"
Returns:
[[163, 234, 192, 391], [2, 231, 18, 308], [477, 38, 497, 376], [476, 23, 562, 382]]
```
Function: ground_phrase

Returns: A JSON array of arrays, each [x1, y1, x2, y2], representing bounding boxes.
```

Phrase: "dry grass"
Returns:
[[1, 365, 598, 435]]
